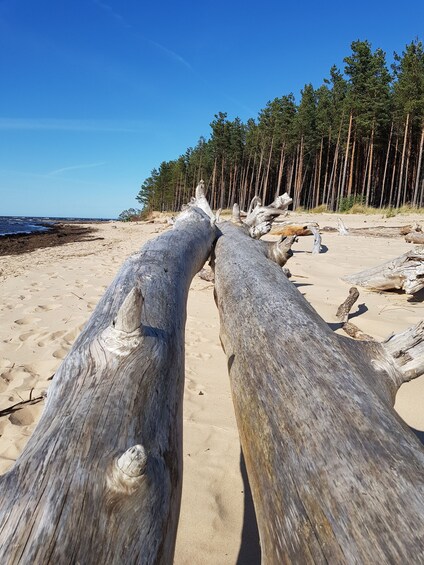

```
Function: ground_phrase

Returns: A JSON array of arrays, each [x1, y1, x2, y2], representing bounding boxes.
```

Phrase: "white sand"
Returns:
[[0, 213, 423, 563]]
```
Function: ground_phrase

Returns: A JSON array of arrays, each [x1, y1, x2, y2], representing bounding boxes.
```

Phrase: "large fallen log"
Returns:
[[213, 221, 424, 563], [343, 246, 424, 294], [0, 203, 216, 564]]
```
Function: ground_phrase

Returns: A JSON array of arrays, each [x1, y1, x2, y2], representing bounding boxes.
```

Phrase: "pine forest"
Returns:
[[136, 39, 424, 214]]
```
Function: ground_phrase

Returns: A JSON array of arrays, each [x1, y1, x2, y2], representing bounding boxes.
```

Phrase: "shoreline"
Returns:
[[0, 223, 102, 257]]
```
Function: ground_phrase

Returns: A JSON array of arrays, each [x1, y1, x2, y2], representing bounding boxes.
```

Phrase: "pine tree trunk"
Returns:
[[315, 137, 324, 207], [275, 143, 286, 199], [413, 126, 424, 207], [380, 122, 394, 208], [366, 127, 375, 207], [347, 136, 356, 198], [262, 137, 274, 205], [388, 136, 399, 208], [402, 135, 411, 206], [340, 112, 353, 199], [397, 114, 410, 209]]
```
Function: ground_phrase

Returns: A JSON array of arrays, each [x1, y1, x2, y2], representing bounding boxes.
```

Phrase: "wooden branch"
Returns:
[[213, 221, 424, 563], [405, 232, 424, 244], [309, 224, 322, 254], [231, 203, 242, 225], [265, 235, 296, 268], [335, 286, 375, 341], [337, 216, 349, 235], [0, 204, 217, 564], [343, 246, 424, 294], [244, 193, 293, 239], [271, 223, 314, 237], [336, 286, 360, 323], [383, 321, 424, 382]]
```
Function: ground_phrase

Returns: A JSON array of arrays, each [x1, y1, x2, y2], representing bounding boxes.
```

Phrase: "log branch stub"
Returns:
[[337, 217, 349, 235], [336, 287, 360, 323], [117, 444, 148, 478], [309, 224, 322, 254], [266, 236, 296, 268], [114, 286, 144, 333]]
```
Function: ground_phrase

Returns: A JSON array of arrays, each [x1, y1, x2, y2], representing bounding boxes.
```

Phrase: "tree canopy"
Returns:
[[137, 39, 424, 213]]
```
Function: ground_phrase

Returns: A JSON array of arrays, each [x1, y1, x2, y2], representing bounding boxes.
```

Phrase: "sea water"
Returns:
[[0, 216, 53, 237]]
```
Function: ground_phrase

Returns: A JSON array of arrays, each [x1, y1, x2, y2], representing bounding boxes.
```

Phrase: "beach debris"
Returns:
[[198, 267, 214, 282], [213, 219, 424, 562], [266, 235, 296, 268], [335, 286, 375, 340], [343, 246, 424, 294], [337, 216, 349, 235]]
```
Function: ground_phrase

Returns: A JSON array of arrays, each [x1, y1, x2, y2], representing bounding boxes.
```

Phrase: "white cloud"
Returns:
[[46, 162, 106, 176]]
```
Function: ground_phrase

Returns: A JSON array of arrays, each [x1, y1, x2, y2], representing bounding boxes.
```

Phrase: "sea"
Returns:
[[0, 216, 112, 237]]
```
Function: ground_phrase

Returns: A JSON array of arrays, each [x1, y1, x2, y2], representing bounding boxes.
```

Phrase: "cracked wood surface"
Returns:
[[0, 206, 216, 565], [213, 221, 424, 564]]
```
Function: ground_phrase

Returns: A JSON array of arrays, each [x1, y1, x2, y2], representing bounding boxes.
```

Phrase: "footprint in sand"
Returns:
[[34, 304, 60, 313], [18, 331, 35, 343], [37, 330, 66, 347], [14, 317, 37, 326], [9, 410, 35, 426], [52, 347, 69, 360]]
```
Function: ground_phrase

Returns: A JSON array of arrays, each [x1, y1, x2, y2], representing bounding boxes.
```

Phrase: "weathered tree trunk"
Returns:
[[0, 201, 217, 564], [244, 193, 292, 238], [213, 221, 424, 563], [343, 246, 424, 294]]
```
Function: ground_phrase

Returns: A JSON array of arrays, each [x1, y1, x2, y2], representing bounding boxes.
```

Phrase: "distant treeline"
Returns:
[[137, 39, 424, 213]]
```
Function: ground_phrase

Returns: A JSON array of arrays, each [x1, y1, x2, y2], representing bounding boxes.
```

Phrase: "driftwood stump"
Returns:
[[213, 221, 424, 563], [0, 203, 216, 564], [343, 246, 424, 294]]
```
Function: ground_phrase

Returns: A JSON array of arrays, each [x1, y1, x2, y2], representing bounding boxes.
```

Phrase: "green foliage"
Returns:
[[338, 194, 365, 212], [118, 208, 142, 222], [136, 37, 424, 214]]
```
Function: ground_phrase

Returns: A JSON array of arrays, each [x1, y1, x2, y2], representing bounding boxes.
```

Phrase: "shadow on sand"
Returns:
[[236, 450, 261, 565]]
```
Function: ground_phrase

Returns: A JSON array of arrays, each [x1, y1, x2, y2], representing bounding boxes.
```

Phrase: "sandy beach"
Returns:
[[1, 212, 423, 563]]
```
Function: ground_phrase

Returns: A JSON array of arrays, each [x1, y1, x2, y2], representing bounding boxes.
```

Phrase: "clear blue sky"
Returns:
[[0, 0, 423, 218]]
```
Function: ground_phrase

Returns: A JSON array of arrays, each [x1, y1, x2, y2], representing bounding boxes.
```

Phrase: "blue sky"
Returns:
[[0, 0, 423, 218]]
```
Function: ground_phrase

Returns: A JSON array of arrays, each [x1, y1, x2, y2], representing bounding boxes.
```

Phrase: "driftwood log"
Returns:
[[213, 221, 424, 563], [343, 246, 424, 294], [0, 203, 216, 564]]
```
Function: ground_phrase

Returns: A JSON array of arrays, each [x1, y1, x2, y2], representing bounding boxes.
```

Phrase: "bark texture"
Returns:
[[0, 206, 217, 565], [213, 221, 424, 564]]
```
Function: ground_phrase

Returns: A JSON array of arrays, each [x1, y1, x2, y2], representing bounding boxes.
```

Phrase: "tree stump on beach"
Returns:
[[0, 193, 217, 564], [213, 220, 424, 563]]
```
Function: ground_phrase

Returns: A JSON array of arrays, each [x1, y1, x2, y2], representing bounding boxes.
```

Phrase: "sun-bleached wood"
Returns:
[[344, 246, 424, 294], [265, 235, 296, 268], [0, 204, 217, 565], [337, 216, 349, 235], [244, 192, 292, 238], [405, 231, 424, 244], [213, 221, 424, 564]]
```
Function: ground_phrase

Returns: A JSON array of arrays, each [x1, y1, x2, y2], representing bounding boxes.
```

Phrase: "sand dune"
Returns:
[[0, 213, 423, 563]]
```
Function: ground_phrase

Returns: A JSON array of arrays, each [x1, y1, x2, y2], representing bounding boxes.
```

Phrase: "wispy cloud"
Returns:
[[46, 162, 106, 176], [147, 40, 192, 70], [91, 0, 191, 71], [92, 0, 131, 28], [0, 118, 145, 132]]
